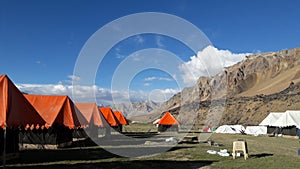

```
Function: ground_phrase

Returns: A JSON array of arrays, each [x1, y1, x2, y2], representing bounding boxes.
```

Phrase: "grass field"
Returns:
[[2, 125, 300, 169]]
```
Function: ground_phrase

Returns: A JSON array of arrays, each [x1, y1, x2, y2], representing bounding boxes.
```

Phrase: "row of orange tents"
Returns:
[[0, 74, 128, 131]]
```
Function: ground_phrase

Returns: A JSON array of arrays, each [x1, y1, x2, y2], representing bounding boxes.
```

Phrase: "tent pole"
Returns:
[[2, 128, 6, 169]]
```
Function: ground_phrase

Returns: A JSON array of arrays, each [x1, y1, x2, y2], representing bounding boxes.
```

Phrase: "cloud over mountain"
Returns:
[[179, 46, 251, 85]]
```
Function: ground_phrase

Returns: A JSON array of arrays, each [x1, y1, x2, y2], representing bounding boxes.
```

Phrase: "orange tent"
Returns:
[[75, 103, 108, 127], [99, 107, 119, 127], [157, 112, 179, 125], [113, 111, 129, 125], [24, 94, 88, 129], [0, 75, 46, 129]]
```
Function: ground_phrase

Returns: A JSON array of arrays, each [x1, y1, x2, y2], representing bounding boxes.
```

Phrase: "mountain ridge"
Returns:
[[129, 47, 300, 126], [110, 100, 161, 118]]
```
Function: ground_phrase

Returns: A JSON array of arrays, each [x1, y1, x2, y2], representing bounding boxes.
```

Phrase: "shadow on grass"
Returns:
[[250, 153, 273, 158], [2, 145, 195, 166], [5, 159, 216, 169], [103, 145, 195, 157], [122, 132, 159, 138], [12, 147, 120, 164]]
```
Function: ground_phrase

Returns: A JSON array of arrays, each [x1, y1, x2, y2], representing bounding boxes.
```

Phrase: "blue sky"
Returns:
[[1, 0, 300, 104]]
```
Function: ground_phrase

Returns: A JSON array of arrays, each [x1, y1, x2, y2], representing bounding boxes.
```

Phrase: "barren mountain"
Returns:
[[110, 100, 161, 118], [130, 47, 300, 126]]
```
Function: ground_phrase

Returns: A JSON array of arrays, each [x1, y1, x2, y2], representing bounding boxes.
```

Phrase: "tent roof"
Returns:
[[113, 111, 128, 125], [99, 107, 119, 126], [0, 75, 46, 129], [245, 126, 267, 135], [271, 110, 300, 128], [157, 112, 179, 125], [214, 125, 245, 134], [24, 94, 88, 129], [75, 103, 108, 127], [153, 118, 160, 124], [259, 112, 284, 126]]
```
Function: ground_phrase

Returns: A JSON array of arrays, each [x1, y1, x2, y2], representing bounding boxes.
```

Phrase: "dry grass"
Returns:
[[238, 64, 300, 97], [123, 123, 157, 132], [2, 132, 300, 169]]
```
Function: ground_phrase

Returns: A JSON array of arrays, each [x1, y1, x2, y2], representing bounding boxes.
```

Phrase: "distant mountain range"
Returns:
[[110, 100, 161, 119], [129, 47, 300, 127]]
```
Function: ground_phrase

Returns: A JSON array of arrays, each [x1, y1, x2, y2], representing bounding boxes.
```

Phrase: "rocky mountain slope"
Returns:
[[110, 100, 161, 118], [130, 47, 300, 127]]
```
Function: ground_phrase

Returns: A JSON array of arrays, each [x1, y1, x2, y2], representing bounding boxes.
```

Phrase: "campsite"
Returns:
[[2, 1, 300, 168], [2, 130, 300, 169], [0, 73, 300, 168], [2, 72, 300, 169]]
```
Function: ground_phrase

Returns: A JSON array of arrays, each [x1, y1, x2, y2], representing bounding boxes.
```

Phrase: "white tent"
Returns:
[[214, 125, 245, 134], [153, 119, 160, 125], [259, 112, 284, 126], [271, 110, 300, 128], [245, 126, 267, 136]]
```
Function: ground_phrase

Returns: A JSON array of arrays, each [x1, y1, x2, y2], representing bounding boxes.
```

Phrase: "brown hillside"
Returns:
[[131, 47, 300, 126]]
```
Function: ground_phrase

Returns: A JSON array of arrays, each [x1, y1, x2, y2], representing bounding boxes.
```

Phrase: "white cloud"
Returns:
[[115, 46, 121, 52], [115, 46, 126, 59], [68, 75, 80, 81], [148, 88, 179, 103], [17, 83, 72, 96], [253, 49, 262, 54], [156, 35, 164, 48], [144, 83, 151, 86], [179, 45, 251, 85], [63, 75, 81, 85], [116, 53, 126, 59], [159, 77, 172, 81], [160, 88, 179, 95], [16, 83, 179, 105], [132, 53, 141, 61], [145, 77, 157, 81], [172, 74, 177, 80], [145, 76, 173, 82], [17, 83, 122, 105], [134, 35, 145, 44]]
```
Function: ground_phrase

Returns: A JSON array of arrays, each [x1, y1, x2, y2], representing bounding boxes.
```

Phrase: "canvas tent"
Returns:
[[99, 107, 120, 135], [245, 126, 267, 136], [269, 110, 300, 136], [99, 107, 119, 127], [113, 111, 128, 125], [0, 75, 47, 154], [157, 112, 179, 132], [214, 125, 245, 134], [0, 75, 47, 129], [153, 119, 160, 125], [75, 103, 108, 127], [271, 110, 300, 128], [203, 126, 214, 132], [113, 111, 129, 133], [20, 95, 88, 149], [259, 112, 284, 126], [259, 112, 285, 134], [74, 103, 109, 138]]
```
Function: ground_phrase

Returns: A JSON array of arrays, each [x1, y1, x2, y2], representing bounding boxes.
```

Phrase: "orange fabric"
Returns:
[[0, 75, 47, 129], [113, 111, 129, 125], [157, 112, 179, 125], [75, 103, 109, 127], [24, 94, 88, 129], [99, 107, 119, 126]]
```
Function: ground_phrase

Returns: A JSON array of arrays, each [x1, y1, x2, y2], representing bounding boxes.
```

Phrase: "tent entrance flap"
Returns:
[[0, 128, 19, 154]]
